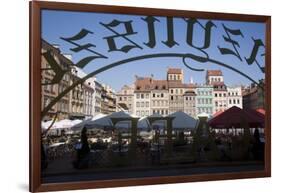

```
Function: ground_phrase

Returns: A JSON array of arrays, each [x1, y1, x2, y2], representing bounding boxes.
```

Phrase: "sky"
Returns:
[[41, 9, 266, 91]]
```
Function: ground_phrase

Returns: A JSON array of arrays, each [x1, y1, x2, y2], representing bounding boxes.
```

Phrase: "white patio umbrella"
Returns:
[[72, 119, 83, 125], [65, 119, 83, 134], [41, 119, 71, 135], [71, 113, 106, 131], [110, 111, 137, 129], [137, 116, 151, 130], [167, 111, 198, 130], [88, 111, 139, 131], [54, 119, 73, 129], [72, 111, 139, 131], [144, 113, 166, 130], [41, 120, 54, 130], [84, 113, 113, 129], [109, 111, 137, 119]]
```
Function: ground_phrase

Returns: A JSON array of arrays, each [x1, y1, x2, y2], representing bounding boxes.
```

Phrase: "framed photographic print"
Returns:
[[30, 1, 271, 192]]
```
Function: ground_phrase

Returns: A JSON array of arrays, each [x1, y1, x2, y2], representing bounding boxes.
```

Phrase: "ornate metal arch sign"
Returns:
[[30, 1, 271, 192]]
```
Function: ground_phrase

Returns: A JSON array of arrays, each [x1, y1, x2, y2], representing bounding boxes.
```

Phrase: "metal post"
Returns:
[[166, 118, 173, 156], [129, 118, 138, 160]]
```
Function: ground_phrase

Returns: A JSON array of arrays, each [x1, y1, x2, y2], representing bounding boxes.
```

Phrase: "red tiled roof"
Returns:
[[207, 70, 222, 76], [213, 82, 227, 91], [135, 77, 152, 91], [135, 78, 169, 91], [168, 81, 191, 88], [168, 81, 189, 88], [167, 68, 182, 74], [186, 83, 196, 88], [151, 80, 168, 90]]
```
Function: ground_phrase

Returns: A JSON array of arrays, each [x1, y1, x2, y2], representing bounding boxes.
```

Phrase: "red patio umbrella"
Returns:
[[208, 106, 265, 129], [212, 110, 224, 118], [244, 108, 265, 121]]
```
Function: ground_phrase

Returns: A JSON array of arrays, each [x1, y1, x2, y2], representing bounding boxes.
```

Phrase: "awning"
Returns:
[[208, 106, 265, 128]]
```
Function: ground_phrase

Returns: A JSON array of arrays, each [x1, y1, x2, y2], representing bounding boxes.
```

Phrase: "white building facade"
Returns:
[[150, 80, 169, 116], [134, 77, 152, 117], [227, 86, 243, 109], [195, 85, 214, 116], [116, 85, 135, 114], [213, 83, 228, 113]]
